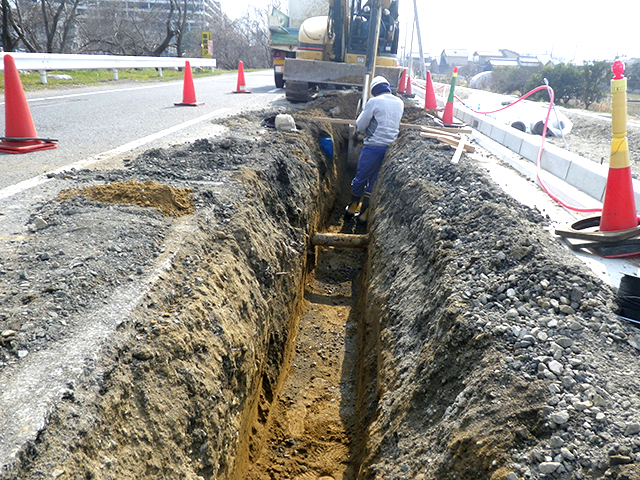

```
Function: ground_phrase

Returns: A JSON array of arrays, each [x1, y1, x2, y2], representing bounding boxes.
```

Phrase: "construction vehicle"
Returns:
[[268, 0, 329, 89], [269, 0, 403, 102]]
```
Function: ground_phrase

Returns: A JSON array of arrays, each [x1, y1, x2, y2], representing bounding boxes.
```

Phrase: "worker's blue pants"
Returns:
[[350, 145, 388, 196]]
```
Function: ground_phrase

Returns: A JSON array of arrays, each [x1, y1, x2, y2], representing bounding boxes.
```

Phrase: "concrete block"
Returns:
[[488, 123, 507, 145], [455, 107, 470, 124], [519, 135, 544, 164], [477, 118, 493, 137], [563, 153, 608, 202], [539, 145, 572, 182], [501, 129, 524, 154]]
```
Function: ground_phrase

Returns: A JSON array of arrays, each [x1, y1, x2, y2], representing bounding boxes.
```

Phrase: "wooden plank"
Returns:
[[310, 116, 471, 134], [311, 232, 370, 249], [451, 134, 467, 164], [421, 132, 475, 153], [420, 127, 460, 141]]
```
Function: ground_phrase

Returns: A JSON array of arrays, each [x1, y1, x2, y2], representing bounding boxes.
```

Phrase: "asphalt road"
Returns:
[[0, 69, 284, 194]]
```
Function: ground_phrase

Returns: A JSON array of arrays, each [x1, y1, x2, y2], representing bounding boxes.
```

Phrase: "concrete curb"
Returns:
[[450, 102, 640, 213]]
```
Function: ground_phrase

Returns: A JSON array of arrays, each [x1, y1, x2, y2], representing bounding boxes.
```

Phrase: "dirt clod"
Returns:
[[57, 179, 195, 216]]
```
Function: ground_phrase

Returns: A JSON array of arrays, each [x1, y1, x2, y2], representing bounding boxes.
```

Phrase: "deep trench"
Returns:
[[230, 148, 375, 480]]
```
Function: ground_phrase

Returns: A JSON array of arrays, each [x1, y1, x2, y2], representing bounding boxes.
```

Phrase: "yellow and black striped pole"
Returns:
[[600, 60, 638, 231]]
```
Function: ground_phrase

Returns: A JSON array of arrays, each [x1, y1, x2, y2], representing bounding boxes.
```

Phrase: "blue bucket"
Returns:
[[319, 136, 334, 160]]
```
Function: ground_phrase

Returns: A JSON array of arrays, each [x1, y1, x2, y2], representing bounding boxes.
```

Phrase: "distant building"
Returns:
[[439, 49, 468, 73]]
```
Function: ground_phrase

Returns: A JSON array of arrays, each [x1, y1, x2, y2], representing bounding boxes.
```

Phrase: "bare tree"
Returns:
[[1, 0, 20, 51], [208, 6, 271, 69], [9, 0, 81, 52]]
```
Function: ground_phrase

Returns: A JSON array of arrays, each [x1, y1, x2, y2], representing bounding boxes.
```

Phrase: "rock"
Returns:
[[539, 462, 561, 474], [556, 337, 573, 348], [548, 360, 563, 375], [29, 216, 48, 232], [328, 106, 341, 117], [17, 350, 29, 358], [573, 401, 592, 411], [570, 287, 584, 302], [549, 436, 564, 448], [132, 348, 153, 361], [49, 74, 72, 80], [559, 305, 575, 314], [609, 455, 633, 466], [52, 468, 65, 478], [506, 473, 519, 480], [561, 447, 575, 461], [624, 423, 640, 436], [1, 330, 17, 338], [550, 410, 570, 424]]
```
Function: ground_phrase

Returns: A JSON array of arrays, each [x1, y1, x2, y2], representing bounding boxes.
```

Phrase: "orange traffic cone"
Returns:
[[0, 55, 57, 154], [175, 61, 203, 106], [600, 60, 638, 232], [424, 71, 438, 110], [397, 68, 406, 94], [404, 74, 415, 98], [232, 61, 251, 94], [442, 67, 458, 125]]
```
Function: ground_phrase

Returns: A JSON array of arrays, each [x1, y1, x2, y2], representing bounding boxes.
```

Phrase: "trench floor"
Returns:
[[244, 210, 366, 480]]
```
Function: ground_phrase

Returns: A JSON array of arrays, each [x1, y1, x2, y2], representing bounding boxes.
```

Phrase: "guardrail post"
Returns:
[[112, 69, 118, 81], [158, 67, 163, 77], [39, 70, 47, 85]]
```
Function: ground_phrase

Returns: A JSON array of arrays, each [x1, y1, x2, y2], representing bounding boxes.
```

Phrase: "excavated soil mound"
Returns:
[[57, 180, 195, 217]]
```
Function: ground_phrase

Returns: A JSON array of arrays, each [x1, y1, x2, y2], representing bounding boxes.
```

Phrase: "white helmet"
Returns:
[[370, 75, 390, 91]]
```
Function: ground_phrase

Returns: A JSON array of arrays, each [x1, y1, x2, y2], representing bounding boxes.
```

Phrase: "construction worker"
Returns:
[[345, 75, 404, 223]]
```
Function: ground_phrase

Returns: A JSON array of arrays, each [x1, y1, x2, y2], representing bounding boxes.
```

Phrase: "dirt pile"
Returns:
[[57, 180, 195, 217], [0, 93, 356, 479], [357, 117, 640, 480]]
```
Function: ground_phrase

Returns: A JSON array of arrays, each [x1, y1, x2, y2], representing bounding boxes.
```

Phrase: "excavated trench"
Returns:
[[4, 91, 620, 480]]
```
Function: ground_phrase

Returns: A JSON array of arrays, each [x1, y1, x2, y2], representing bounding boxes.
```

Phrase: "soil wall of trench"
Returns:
[[4, 92, 640, 480]]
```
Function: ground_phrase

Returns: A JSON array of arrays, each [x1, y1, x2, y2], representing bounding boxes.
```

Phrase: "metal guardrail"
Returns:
[[0, 52, 217, 84]]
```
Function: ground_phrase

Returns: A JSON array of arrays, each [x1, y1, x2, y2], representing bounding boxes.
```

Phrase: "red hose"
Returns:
[[458, 85, 603, 214]]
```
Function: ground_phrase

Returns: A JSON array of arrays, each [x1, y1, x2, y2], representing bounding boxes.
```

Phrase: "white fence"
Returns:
[[0, 52, 217, 84]]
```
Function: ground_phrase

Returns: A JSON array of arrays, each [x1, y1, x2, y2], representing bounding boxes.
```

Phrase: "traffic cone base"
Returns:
[[2, 54, 58, 154], [175, 61, 204, 107], [175, 101, 204, 107], [600, 166, 638, 232], [424, 71, 438, 110], [0, 137, 57, 154], [233, 61, 252, 94]]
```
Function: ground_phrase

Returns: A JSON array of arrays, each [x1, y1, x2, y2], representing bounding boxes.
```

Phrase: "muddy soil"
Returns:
[[2, 88, 640, 480]]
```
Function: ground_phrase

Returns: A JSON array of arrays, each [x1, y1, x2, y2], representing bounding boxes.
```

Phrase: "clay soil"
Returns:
[[2, 90, 640, 480]]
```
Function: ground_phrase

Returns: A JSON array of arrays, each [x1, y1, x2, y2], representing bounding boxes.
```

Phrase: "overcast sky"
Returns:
[[218, 0, 639, 63]]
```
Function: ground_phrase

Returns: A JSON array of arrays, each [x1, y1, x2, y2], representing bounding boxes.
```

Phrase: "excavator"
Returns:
[[282, 0, 403, 102]]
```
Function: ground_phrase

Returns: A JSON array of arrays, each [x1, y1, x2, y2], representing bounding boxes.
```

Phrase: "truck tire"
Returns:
[[274, 72, 285, 88], [285, 81, 313, 103]]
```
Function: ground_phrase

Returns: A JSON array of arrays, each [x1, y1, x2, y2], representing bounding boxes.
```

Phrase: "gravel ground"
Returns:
[[2, 88, 640, 480]]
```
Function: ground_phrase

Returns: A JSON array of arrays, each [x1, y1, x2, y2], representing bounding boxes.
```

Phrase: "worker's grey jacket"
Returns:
[[356, 92, 404, 146]]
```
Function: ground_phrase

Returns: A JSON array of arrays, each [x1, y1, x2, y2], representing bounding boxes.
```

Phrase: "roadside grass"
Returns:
[[0, 67, 240, 93]]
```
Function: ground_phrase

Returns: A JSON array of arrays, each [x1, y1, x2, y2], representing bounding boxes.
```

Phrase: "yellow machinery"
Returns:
[[282, 0, 403, 102]]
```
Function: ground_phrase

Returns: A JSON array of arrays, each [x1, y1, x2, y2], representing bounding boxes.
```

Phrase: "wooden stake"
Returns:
[[451, 134, 467, 164]]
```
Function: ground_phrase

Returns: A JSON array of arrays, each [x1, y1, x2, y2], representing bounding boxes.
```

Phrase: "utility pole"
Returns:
[[412, 0, 426, 79], [361, 0, 382, 109]]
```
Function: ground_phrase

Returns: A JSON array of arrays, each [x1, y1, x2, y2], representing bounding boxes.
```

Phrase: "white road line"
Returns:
[[1, 83, 173, 106], [0, 107, 231, 201]]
